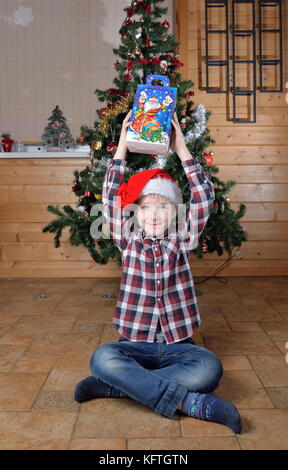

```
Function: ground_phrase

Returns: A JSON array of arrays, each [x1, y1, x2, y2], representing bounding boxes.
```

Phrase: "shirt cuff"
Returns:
[[181, 157, 202, 176], [108, 158, 127, 170]]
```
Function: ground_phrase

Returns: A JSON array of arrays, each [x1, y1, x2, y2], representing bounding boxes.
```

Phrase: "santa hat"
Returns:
[[116, 168, 183, 209]]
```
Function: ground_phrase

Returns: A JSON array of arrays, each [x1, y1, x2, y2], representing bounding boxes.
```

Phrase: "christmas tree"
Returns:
[[41, 105, 73, 150], [42, 0, 248, 269]]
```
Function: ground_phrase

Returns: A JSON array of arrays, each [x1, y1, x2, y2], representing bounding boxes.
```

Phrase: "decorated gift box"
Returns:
[[126, 74, 177, 155]]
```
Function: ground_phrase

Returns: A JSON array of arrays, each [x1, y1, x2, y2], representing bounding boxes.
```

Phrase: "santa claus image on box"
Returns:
[[130, 91, 173, 138]]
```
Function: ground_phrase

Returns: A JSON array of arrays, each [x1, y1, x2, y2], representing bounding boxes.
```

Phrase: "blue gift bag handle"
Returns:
[[146, 74, 170, 87]]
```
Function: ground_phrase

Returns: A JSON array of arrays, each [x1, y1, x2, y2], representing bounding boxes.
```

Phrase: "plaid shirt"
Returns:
[[102, 157, 215, 344]]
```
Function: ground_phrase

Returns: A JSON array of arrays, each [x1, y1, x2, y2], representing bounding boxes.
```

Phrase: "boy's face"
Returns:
[[136, 194, 176, 238]]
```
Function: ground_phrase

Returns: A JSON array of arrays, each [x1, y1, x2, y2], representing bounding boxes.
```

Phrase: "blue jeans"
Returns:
[[90, 336, 223, 419]]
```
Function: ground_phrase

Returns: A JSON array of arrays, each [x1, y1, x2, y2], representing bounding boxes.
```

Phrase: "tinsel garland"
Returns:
[[184, 104, 206, 143], [98, 95, 133, 136]]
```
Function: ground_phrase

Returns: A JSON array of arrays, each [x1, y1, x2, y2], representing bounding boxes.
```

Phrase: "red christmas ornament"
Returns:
[[204, 152, 214, 166], [99, 107, 108, 116], [125, 18, 132, 26], [162, 20, 170, 29], [79, 136, 85, 143], [107, 103, 116, 110], [124, 73, 133, 81], [72, 184, 79, 193], [85, 190, 91, 197], [126, 59, 135, 71], [122, 34, 128, 40], [107, 142, 117, 153], [151, 57, 160, 64], [138, 58, 149, 65]]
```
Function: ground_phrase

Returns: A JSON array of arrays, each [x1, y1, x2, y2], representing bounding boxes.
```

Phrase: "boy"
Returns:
[[75, 111, 241, 434]]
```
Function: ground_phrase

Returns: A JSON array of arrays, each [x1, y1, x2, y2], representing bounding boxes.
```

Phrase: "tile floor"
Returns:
[[0, 276, 287, 450]]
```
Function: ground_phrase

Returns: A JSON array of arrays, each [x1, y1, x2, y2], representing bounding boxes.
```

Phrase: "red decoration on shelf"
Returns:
[[1, 135, 14, 152], [204, 151, 214, 166], [162, 21, 170, 29]]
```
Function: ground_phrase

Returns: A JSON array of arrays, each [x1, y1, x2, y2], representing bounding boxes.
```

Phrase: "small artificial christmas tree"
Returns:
[[42, 0, 248, 269], [41, 105, 73, 150]]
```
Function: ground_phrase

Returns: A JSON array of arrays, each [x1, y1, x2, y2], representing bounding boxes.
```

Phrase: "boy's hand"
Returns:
[[170, 112, 192, 162], [113, 110, 133, 160], [170, 112, 186, 153]]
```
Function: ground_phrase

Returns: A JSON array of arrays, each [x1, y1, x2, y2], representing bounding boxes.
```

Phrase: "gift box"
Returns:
[[126, 74, 177, 155]]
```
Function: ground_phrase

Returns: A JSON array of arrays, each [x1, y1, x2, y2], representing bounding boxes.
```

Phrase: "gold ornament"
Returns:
[[92, 140, 103, 151], [94, 193, 102, 200], [134, 47, 141, 56], [140, 17, 145, 23], [161, 34, 168, 41]]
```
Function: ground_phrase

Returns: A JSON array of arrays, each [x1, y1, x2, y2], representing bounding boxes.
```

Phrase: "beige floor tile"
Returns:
[[203, 331, 279, 355], [0, 294, 64, 316], [77, 304, 116, 323], [0, 372, 47, 410], [128, 436, 240, 450], [248, 355, 288, 387], [197, 312, 231, 335], [50, 305, 82, 316], [12, 314, 78, 333], [229, 322, 264, 332], [0, 438, 69, 450], [219, 356, 252, 371], [72, 322, 105, 333], [0, 311, 22, 326], [0, 411, 76, 449], [11, 357, 56, 373], [275, 341, 288, 354], [74, 398, 181, 439], [259, 321, 288, 342], [0, 344, 26, 372], [44, 358, 91, 390], [265, 387, 288, 408], [23, 332, 101, 359], [267, 297, 288, 316], [0, 328, 36, 346], [180, 415, 234, 436], [70, 439, 126, 450], [220, 303, 283, 323], [238, 409, 288, 450], [33, 390, 79, 411], [216, 370, 274, 409]]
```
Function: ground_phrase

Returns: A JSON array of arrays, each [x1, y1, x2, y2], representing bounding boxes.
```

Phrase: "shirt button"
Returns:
[[157, 297, 161, 301], [157, 280, 160, 284], [156, 263, 159, 267]]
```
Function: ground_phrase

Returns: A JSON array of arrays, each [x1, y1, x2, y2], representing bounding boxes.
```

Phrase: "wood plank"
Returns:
[[208, 126, 288, 145], [209, 146, 288, 164], [1, 258, 287, 277], [215, 165, 288, 183], [2, 240, 288, 261]]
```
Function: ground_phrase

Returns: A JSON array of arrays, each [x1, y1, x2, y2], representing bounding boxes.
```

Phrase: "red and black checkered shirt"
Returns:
[[102, 157, 215, 344]]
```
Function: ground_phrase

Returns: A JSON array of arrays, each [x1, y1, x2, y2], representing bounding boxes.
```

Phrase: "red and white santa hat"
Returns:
[[116, 168, 183, 209]]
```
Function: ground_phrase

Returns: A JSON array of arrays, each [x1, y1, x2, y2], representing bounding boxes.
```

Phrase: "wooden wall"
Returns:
[[176, 0, 288, 276], [0, 0, 287, 278]]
